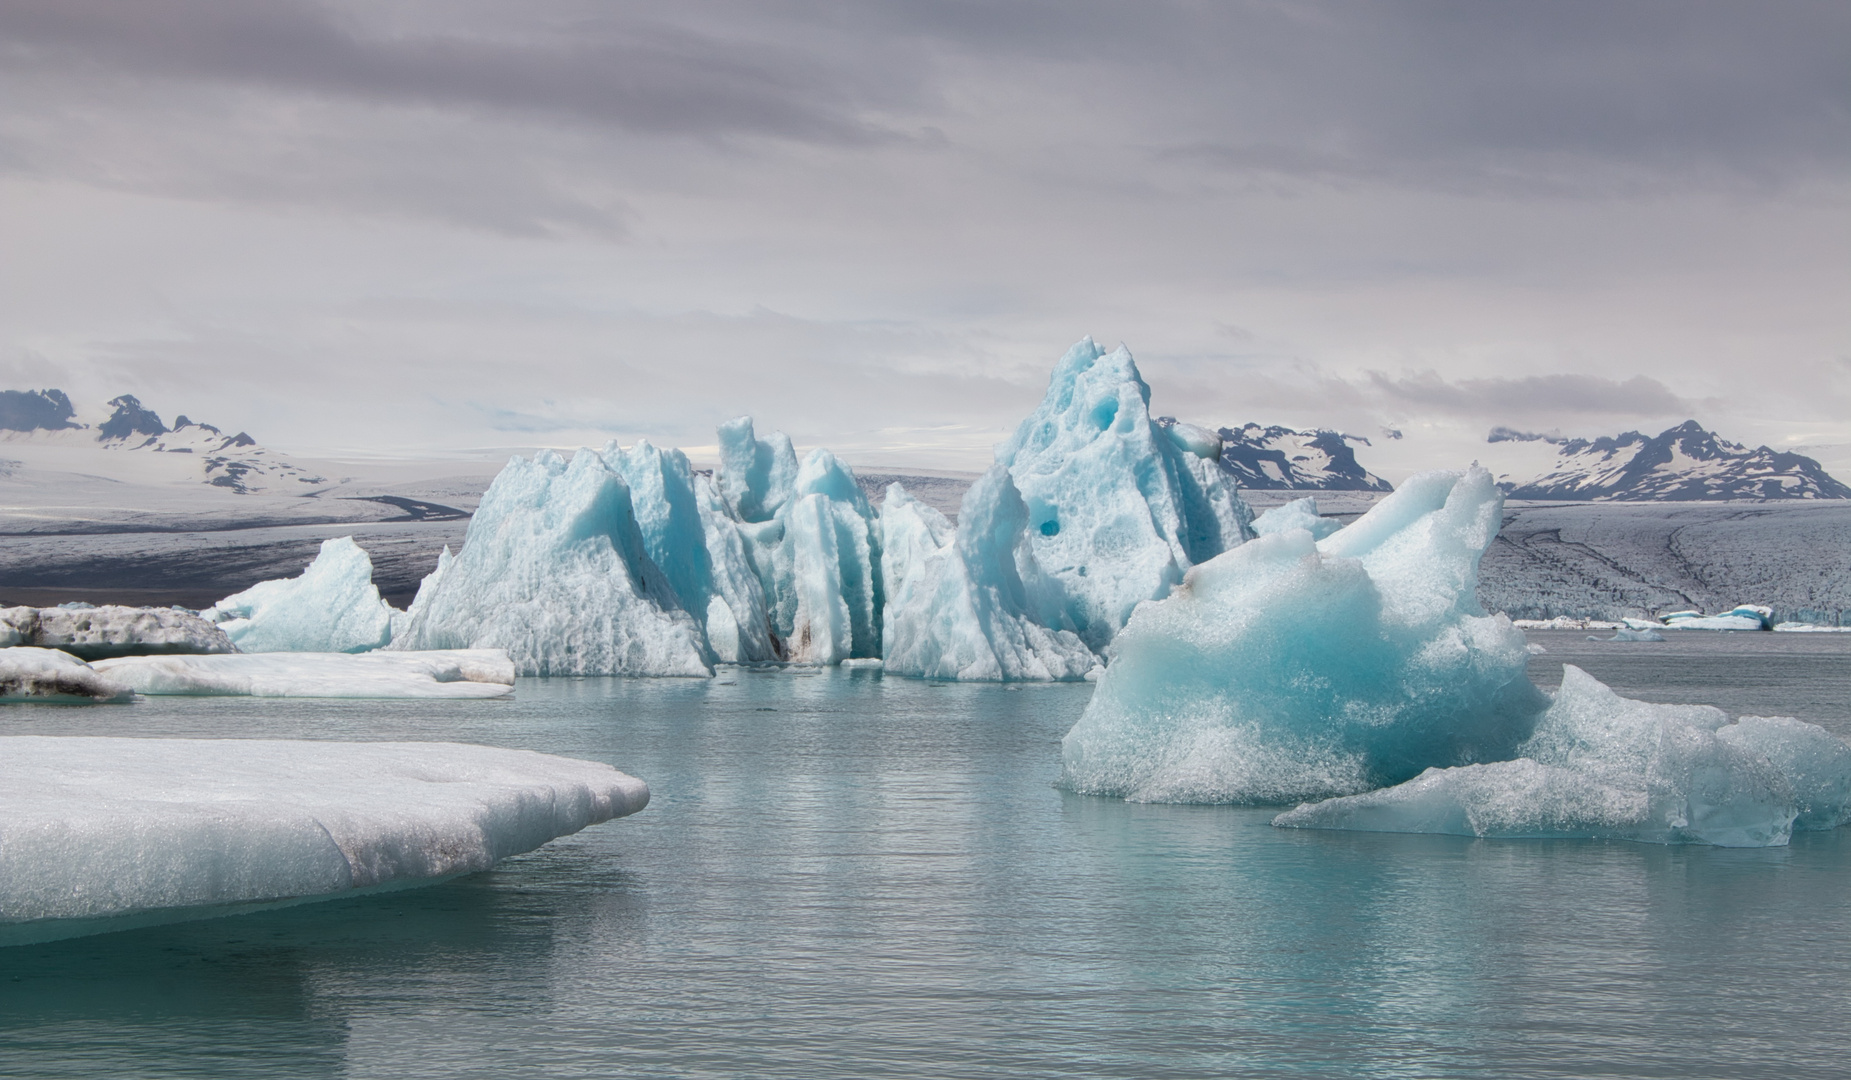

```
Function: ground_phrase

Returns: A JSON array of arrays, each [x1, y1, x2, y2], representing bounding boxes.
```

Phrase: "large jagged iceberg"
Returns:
[[881, 466, 1096, 681], [716, 419, 882, 664], [94, 650, 516, 699], [210, 536, 397, 653], [390, 449, 712, 676], [1274, 666, 1851, 847], [1059, 467, 1543, 804], [998, 338, 1252, 651], [0, 647, 132, 703], [0, 737, 648, 945]]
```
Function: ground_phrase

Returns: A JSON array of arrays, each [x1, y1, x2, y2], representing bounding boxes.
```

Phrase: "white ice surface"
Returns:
[[0, 737, 647, 944], [94, 650, 515, 698], [1060, 467, 1542, 804], [210, 536, 398, 653], [881, 467, 1096, 681], [1250, 496, 1341, 540], [390, 449, 711, 676], [0, 647, 132, 703], [1275, 666, 1851, 846], [997, 338, 1252, 651]]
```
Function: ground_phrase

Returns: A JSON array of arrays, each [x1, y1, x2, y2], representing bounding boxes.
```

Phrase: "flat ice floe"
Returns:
[[0, 737, 649, 945], [0, 647, 132, 703], [93, 649, 516, 698]]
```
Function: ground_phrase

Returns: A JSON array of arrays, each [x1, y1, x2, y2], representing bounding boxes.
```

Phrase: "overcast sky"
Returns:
[[1, 0, 1845, 478]]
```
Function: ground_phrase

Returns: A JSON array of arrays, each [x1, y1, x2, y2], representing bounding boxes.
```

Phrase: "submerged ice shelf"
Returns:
[[0, 737, 649, 946]]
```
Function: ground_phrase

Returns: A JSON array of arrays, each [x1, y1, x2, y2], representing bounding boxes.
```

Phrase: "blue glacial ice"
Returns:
[[881, 466, 1096, 681], [998, 338, 1253, 651], [716, 420, 882, 665], [1059, 466, 1544, 804], [1251, 496, 1342, 540], [209, 536, 397, 653], [390, 448, 712, 676], [1274, 666, 1851, 846], [0, 737, 648, 945]]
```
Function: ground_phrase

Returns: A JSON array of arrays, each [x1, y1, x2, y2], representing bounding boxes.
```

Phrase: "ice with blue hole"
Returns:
[[209, 536, 397, 653], [997, 338, 1252, 652], [881, 466, 1096, 681], [1060, 467, 1544, 804]]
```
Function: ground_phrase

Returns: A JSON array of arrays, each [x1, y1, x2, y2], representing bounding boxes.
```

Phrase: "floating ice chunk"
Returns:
[[1512, 617, 1626, 631], [210, 537, 397, 653], [1251, 497, 1341, 541], [390, 449, 711, 676], [1774, 623, 1851, 633], [1274, 667, 1840, 847], [0, 737, 648, 945], [1060, 466, 1542, 804], [0, 647, 132, 703], [94, 650, 515, 699], [1593, 627, 1666, 642], [1660, 605, 1772, 631], [882, 467, 1097, 681], [998, 339, 1252, 650], [0, 605, 233, 659]]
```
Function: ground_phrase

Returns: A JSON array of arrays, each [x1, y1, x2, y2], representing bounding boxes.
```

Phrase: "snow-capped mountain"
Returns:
[[1, 389, 326, 494], [1200, 422, 1394, 491], [1498, 420, 1851, 501]]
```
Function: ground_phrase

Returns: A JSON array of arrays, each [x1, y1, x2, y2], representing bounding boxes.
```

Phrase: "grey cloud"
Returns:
[[1370, 371, 1689, 416], [0, 0, 920, 144]]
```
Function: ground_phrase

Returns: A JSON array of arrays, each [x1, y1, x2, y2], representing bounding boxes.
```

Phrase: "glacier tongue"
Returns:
[[0, 737, 648, 945], [209, 536, 397, 653], [390, 448, 712, 677], [1274, 666, 1851, 847], [1059, 466, 1543, 804], [881, 466, 1096, 681], [998, 338, 1252, 651]]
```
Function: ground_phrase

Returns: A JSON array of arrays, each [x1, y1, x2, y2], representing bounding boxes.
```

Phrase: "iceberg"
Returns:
[[0, 737, 648, 945], [209, 536, 397, 653], [1059, 467, 1544, 804], [0, 647, 132, 703], [1594, 627, 1665, 642], [998, 339, 1252, 650], [1275, 666, 1851, 846], [390, 449, 712, 677], [94, 650, 515, 699], [1661, 605, 1773, 631], [881, 467, 1097, 681], [2, 605, 233, 659], [611, 440, 775, 663], [715, 421, 882, 664], [1250, 496, 1342, 541]]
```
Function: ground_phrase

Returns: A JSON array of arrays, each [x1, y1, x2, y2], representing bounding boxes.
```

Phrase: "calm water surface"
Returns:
[[2, 632, 1850, 1078]]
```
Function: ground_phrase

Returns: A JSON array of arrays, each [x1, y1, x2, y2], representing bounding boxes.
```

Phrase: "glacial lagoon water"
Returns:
[[4, 630, 1851, 1078]]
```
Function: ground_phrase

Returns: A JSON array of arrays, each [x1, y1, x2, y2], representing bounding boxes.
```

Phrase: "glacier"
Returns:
[[2, 604, 233, 659], [881, 466, 1096, 681], [1059, 467, 1545, 804], [94, 649, 515, 699], [0, 647, 132, 703], [210, 536, 398, 653], [0, 737, 648, 945], [997, 338, 1252, 651], [1274, 666, 1851, 847], [389, 448, 712, 677]]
